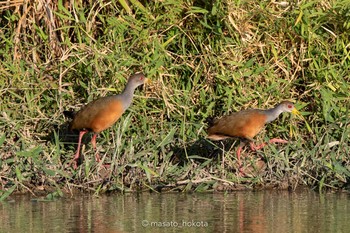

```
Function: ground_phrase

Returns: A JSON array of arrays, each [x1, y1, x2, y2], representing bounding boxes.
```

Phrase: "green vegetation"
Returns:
[[0, 0, 349, 199]]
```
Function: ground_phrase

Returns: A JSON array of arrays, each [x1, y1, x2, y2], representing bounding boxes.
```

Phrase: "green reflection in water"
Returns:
[[0, 191, 349, 233]]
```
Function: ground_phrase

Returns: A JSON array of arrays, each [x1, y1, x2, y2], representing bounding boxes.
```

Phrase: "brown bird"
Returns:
[[207, 101, 300, 172], [65, 72, 150, 169]]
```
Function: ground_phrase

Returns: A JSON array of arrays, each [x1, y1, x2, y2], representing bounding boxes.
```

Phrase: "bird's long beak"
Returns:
[[144, 78, 151, 84], [291, 106, 313, 134], [291, 108, 301, 115]]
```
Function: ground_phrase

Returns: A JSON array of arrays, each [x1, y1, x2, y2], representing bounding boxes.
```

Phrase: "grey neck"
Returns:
[[119, 82, 137, 110], [264, 105, 285, 123]]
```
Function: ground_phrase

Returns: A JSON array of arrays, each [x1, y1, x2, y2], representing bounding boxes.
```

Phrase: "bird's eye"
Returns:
[[288, 105, 293, 108], [139, 77, 144, 80]]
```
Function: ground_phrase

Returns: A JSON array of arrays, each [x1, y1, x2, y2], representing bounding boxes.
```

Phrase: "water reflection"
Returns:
[[0, 191, 349, 233]]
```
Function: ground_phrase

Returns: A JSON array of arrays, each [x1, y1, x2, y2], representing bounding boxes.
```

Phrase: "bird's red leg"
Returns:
[[249, 141, 264, 151], [236, 142, 246, 174], [91, 133, 101, 162], [91, 133, 111, 168], [236, 145, 242, 163], [250, 138, 289, 151], [268, 138, 288, 144], [71, 130, 88, 169]]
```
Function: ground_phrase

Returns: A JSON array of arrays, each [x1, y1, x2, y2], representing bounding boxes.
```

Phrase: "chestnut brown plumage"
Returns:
[[65, 73, 150, 169], [207, 101, 300, 171]]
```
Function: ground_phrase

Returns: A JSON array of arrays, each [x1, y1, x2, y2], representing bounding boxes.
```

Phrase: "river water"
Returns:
[[0, 190, 349, 233]]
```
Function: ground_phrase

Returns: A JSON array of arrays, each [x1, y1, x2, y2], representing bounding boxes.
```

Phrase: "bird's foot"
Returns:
[[250, 138, 289, 151], [249, 141, 264, 151], [73, 160, 78, 170], [94, 153, 111, 168], [238, 165, 246, 176], [95, 153, 101, 162], [268, 138, 288, 144], [68, 152, 81, 169], [68, 158, 79, 170]]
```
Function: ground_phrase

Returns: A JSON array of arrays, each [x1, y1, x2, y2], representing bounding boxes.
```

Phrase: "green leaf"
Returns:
[[0, 134, 5, 147], [243, 58, 255, 68], [15, 166, 24, 182], [138, 163, 159, 182], [0, 185, 16, 201], [156, 127, 177, 148], [188, 7, 209, 14], [43, 168, 56, 176]]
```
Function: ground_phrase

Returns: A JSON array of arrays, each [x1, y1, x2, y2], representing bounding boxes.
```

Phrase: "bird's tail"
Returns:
[[63, 110, 76, 119], [63, 110, 76, 130], [205, 116, 216, 127]]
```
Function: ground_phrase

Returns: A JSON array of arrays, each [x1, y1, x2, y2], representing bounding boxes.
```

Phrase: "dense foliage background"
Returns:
[[0, 0, 349, 198]]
